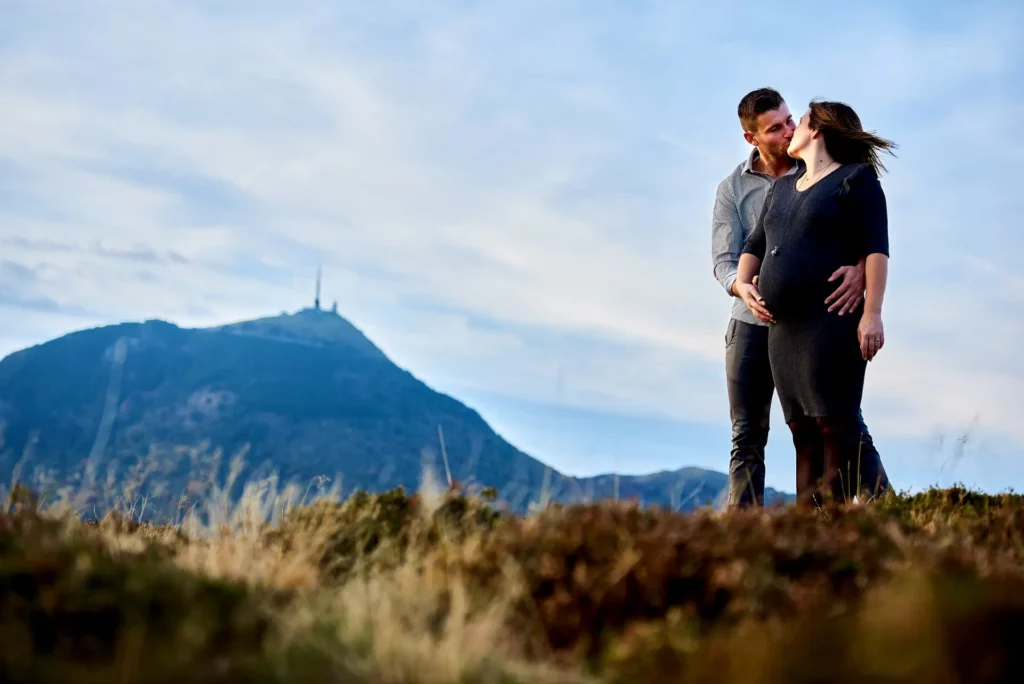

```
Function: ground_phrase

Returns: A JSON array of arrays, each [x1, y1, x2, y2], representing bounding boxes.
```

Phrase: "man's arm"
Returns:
[[711, 179, 743, 298]]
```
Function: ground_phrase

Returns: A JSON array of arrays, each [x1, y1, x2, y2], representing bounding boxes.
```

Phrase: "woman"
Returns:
[[735, 99, 895, 507]]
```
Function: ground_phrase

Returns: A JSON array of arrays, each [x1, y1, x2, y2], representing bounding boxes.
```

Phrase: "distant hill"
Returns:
[[0, 307, 792, 516]]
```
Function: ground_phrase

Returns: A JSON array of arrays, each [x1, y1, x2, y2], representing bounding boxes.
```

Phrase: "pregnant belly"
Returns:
[[759, 254, 837, 318]]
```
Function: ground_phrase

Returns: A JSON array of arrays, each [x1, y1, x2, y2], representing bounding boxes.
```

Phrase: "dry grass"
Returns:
[[1, 477, 1023, 683]]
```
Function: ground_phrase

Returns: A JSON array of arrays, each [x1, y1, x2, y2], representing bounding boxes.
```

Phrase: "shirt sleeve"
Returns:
[[711, 179, 742, 297], [844, 164, 890, 258], [741, 182, 774, 261]]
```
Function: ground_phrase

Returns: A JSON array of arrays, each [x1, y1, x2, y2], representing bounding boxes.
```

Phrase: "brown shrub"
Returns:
[[4, 481, 1024, 682]]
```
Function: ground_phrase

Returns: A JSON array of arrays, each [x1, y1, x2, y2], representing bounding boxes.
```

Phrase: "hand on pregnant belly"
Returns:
[[737, 277, 775, 323], [824, 264, 867, 316]]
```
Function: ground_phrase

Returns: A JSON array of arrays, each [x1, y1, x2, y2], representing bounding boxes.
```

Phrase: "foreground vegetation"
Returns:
[[1, 477, 1023, 683]]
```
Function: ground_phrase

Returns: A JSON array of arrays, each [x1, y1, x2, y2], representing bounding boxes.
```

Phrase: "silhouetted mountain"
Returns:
[[573, 467, 791, 509], [0, 307, 792, 516]]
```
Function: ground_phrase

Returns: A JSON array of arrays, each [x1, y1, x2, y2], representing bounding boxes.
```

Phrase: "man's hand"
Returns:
[[736, 281, 775, 323], [825, 262, 866, 315]]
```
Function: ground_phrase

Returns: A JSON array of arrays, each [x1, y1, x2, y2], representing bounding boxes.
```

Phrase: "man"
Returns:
[[711, 87, 890, 507]]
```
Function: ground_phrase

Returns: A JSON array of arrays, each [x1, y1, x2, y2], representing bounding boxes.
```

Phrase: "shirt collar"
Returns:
[[743, 148, 801, 177]]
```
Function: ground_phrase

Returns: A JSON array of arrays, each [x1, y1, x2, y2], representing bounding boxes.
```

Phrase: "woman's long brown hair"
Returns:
[[808, 99, 897, 175]]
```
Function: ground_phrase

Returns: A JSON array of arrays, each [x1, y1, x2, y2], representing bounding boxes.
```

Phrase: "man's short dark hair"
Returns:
[[738, 88, 785, 133]]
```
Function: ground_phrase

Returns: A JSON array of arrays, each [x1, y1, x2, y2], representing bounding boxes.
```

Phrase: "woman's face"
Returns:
[[787, 109, 814, 159]]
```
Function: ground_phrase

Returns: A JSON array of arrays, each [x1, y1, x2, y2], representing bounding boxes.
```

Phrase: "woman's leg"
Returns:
[[817, 416, 861, 504], [788, 416, 822, 507]]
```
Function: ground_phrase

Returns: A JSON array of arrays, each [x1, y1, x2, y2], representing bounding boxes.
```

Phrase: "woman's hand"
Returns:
[[858, 311, 884, 361], [736, 281, 775, 323]]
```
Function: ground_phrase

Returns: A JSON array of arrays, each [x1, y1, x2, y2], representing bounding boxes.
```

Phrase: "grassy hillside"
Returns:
[[1, 477, 1022, 683]]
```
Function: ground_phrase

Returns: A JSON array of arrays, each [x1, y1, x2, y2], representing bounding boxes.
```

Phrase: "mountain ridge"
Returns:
[[0, 308, 793, 515]]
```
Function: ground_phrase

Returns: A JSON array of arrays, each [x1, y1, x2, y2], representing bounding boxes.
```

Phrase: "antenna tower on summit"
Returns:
[[315, 264, 322, 310]]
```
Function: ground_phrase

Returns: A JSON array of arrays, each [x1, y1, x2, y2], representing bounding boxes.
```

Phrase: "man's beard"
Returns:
[[762, 143, 792, 161]]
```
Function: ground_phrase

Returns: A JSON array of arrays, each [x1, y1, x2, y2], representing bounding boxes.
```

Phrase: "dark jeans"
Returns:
[[724, 318, 890, 507]]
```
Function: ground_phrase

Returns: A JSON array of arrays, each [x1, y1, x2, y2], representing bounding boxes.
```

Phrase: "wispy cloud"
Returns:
[[0, 260, 36, 283], [0, 288, 95, 317], [92, 242, 190, 265], [3, 238, 189, 264], [0, 0, 1021, 490], [2, 238, 78, 254]]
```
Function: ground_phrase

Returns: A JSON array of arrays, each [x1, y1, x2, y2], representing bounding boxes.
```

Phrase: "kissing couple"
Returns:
[[712, 88, 896, 508]]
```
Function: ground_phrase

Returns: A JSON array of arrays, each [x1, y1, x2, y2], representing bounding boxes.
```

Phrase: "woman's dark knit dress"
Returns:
[[741, 162, 889, 423]]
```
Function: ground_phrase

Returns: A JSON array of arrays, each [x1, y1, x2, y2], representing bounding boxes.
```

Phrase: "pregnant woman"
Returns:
[[734, 99, 895, 507]]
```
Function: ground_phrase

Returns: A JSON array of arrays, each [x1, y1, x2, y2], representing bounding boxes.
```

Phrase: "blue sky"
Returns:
[[1, 0, 1022, 494]]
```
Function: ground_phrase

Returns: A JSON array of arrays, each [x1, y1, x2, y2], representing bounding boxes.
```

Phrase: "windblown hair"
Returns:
[[808, 99, 897, 175], [737, 88, 785, 133]]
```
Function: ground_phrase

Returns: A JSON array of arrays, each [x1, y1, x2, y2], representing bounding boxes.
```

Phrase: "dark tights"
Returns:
[[788, 415, 862, 507]]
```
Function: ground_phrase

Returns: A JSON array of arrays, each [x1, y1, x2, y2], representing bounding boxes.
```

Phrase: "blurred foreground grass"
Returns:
[[1, 479, 1023, 683]]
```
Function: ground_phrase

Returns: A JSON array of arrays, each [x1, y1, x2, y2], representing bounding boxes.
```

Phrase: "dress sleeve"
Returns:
[[843, 164, 889, 258], [741, 182, 774, 260]]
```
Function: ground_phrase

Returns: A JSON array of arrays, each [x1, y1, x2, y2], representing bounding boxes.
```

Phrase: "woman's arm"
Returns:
[[735, 185, 775, 322], [850, 165, 890, 361], [864, 253, 887, 316], [858, 253, 887, 360], [736, 253, 774, 323], [737, 252, 759, 285]]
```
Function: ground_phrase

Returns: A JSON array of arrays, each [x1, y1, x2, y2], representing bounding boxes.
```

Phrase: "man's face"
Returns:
[[744, 102, 796, 158]]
